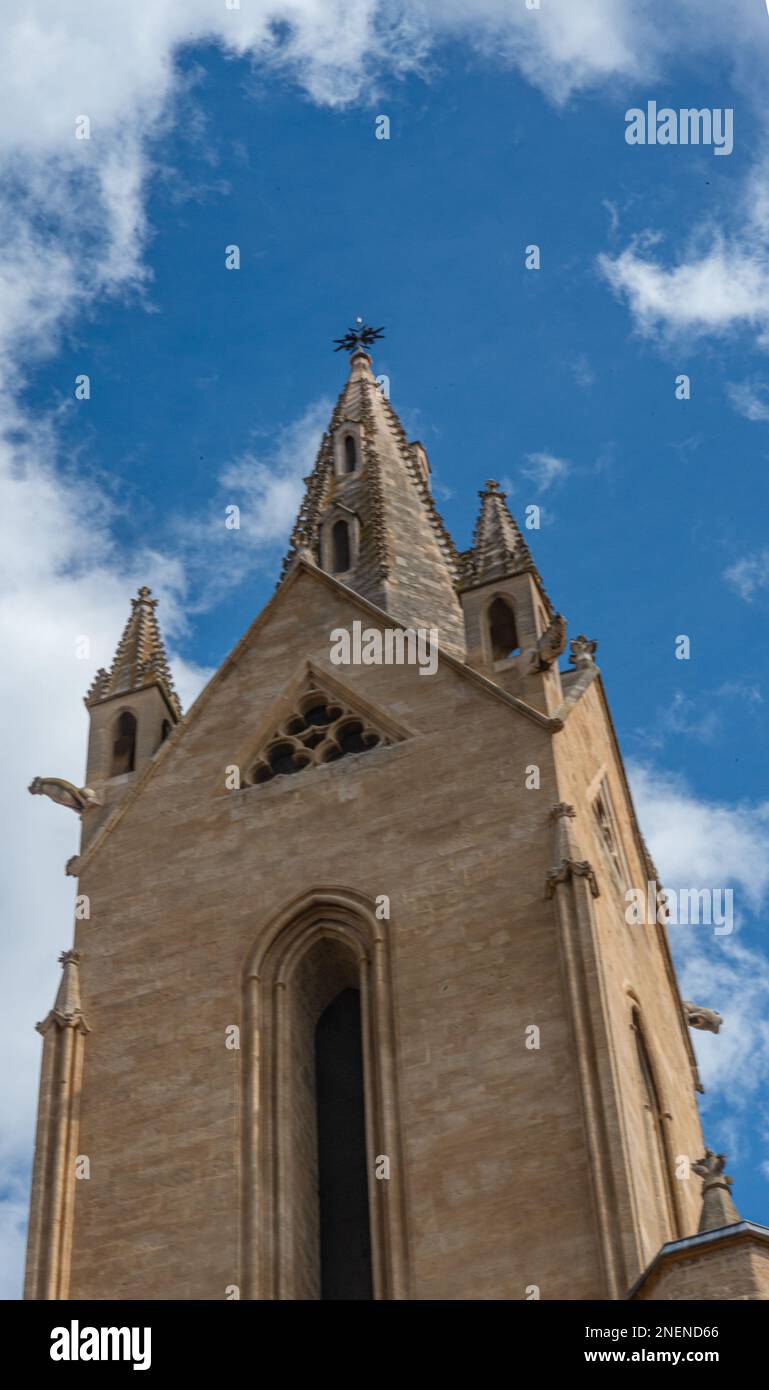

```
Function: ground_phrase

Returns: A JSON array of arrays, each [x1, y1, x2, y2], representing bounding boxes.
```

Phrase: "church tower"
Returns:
[[24, 344, 769, 1301]]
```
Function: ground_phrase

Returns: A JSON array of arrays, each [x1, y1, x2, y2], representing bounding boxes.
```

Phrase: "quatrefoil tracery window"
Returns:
[[250, 684, 393, 786]]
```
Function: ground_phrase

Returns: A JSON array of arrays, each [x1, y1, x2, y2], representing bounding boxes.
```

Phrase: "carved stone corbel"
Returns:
[[545, 859, 600, 900]]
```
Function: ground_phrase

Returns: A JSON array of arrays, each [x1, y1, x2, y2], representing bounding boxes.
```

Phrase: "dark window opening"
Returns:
[[331, 519, 351, 573], [343, 434, 357, 473], [110, 712, 137, 776], [488, 596, 519, 662], [160, 719, 172, 744], [315, 989, 373, 1300]]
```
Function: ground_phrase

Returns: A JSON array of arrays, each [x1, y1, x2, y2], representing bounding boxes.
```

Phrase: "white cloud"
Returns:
[[724, 548, 769, 602], [521, 450, 571, 492], [571, 352, 596, 388], [173, 399, 330, 608], [629, 763, 769, 1121], [598, 228, 769, 348], [630, 763, 769, 914], [726, 380, 769, 422], [1, 0, 767, 1303]]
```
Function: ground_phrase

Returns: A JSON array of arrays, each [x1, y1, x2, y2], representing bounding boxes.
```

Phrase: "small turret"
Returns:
[[81, 587, 181, 844], [459, 481, 566, 713]]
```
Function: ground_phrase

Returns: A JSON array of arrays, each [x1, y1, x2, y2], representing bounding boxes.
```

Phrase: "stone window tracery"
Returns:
[[249, 682, 393, 786]]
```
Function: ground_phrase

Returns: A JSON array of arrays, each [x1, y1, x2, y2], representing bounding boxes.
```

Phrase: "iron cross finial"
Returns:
[[332, 319, 385, 353]]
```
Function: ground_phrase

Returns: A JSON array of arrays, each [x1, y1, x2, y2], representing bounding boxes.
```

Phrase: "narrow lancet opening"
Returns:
[[331, 519, 351, 573], [488, 596, 519, 661], [343, 434, 357, 473], [110, 711, 137, 776], [315, 988, 373, 1300]]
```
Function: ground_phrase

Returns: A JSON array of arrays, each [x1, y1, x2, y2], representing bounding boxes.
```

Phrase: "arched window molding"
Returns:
[[241, 888, 410, 1300], [343, 434, 357, 474], [628, 999, 682, 1243], [320, 507, 359, 577], [333, 421, 363, 478], [109, 709, 137, 777], [485, 593, 520, 665], [331, 518, 351, 574]]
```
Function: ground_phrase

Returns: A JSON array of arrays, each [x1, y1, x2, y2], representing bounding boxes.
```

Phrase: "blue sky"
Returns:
[[2, 0, 769, 1296]]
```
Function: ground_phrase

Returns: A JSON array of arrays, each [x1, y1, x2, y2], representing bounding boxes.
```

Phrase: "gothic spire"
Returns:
[[85, 586, 181, 716], [282, 349, 465, 654], [460, 480, 536, 590]]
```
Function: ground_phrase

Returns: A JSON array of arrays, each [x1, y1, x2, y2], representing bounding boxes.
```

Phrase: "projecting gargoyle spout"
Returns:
[[683, 1001, 723, 1034], [28, 777, 100, 813]]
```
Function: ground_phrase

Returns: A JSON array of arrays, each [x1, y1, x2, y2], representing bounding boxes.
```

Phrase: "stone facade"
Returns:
[[24, 351, 764, 1300]]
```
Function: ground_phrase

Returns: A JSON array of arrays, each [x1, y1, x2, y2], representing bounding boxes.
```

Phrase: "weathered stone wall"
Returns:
[[65, 568, 608, 1300], [633, 1234, 769, 1300], [552, 677, 705, 1279]]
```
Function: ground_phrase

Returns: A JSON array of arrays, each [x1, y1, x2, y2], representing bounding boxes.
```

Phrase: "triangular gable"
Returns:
[[226, 661, 415, 793], [70, 560, 560, 877]]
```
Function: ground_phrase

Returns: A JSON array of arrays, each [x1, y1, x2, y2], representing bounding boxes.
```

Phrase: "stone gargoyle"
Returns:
[[28, 777, 100, 814]]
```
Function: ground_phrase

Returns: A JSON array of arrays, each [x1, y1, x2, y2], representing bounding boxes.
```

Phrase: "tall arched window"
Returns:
[[331, 519, 351, 573], [343, 434, 357, 473], [315, 988, 373, 1299], [632, 1008, 678, 1239], [110, 711, 137, 776], [488, 596, 519, 662], [242, 892, 409, 1300]]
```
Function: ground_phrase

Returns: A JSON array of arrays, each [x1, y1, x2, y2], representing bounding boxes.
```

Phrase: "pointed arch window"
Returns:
[[315, 988, 373, 1299], [488, 596, 519, 662], [343, 434, 357, 474], [242, 896, 410, 1300], [331, 519, 351, 573], [110, 711, 137, 776], [631, 1007, 679, 1240]]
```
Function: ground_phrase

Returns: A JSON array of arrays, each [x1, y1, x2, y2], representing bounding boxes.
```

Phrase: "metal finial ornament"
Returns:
[[333, 318, 385, 353]]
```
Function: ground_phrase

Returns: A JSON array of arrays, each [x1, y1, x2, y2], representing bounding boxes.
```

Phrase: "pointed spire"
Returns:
[[282, 349, 465, 651], [85, 586, 181, 716], [460, 480, 535, 590]]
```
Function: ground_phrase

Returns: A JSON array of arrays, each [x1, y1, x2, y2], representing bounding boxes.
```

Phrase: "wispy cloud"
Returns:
[[630, 762, 769, 920], [727, 380, 769, 422], [725, 548, 769, 602], [571, 352, 596, 388], [521, 450, 571, 492], [172, 399, 330, 608], [630, 762, 769, 1114]]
